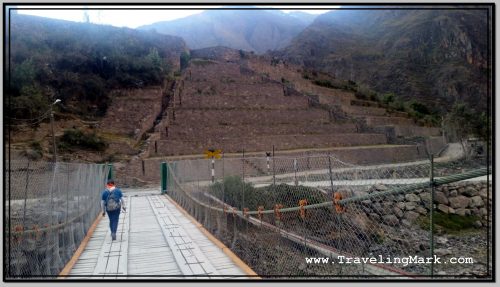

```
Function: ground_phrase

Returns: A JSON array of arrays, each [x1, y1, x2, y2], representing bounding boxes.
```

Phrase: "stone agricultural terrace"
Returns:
[[147, 47, 441, 157]]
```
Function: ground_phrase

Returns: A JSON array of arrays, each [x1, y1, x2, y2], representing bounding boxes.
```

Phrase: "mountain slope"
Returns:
[[139, 9, 316, 54], [8, 14, 187, 118], [274, 9, 490, 113]]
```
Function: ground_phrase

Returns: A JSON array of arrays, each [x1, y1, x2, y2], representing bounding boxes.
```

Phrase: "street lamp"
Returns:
[[50, 99, 61, 162]]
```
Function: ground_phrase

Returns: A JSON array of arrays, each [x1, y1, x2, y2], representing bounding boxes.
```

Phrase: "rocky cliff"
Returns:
[[274, 8, 491, 113]]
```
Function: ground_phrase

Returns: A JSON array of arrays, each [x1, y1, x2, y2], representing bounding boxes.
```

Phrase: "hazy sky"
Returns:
[[16, 6, 336, 29]]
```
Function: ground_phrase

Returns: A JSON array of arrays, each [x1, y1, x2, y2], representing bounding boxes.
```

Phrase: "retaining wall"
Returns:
[[164, 123, 358, 140], [117, 145, 426, 183], [100, 87, 164, 139], [172, 108, 331, 125], [153, 133, 388, 156], [354, 181, 492, 227]]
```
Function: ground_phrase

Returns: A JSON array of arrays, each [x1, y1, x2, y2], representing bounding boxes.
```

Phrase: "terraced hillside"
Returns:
[[150, 47, 396, 156], [245, 54, 442, 139], [115, 47, 445, 183]]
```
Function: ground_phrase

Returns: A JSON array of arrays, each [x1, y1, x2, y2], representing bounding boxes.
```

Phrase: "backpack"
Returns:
[[106, 190, 121, 212]]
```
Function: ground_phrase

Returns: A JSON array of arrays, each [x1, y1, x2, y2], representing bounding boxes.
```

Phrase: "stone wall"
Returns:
[[352, 181, 491, 228], [349, 99, 380, 108], [317, 91, 355, 106], [190, 46, 242, 62], [107, 141, 138, 156], [425, 136, 447, 155], [172, 108, 331, 126], [180, 87, 309, 109], [119, 144, 426, 183], [394, 125, 442, 137], [369, 125, 442, 139], [341, 105, 387, 116], [188, 61, 261, 85], [153, 133, 388, 156], [247, 57, 356, 105], [100, 87, 164, 140], [365, 116, 415, 126], [165, 123, 358, 140]]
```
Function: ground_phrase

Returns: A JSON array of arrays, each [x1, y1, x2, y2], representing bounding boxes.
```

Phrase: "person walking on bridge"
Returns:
[[101, 179, 126, 241]]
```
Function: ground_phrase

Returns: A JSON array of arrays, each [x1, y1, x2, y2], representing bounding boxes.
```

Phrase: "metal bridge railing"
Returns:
[[5, 160, 110, 279], [164, 154, 491, 278]]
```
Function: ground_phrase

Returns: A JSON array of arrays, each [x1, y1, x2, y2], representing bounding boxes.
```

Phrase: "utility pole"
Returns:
[[50, 99, 61, 162], [441, 116, 446, 144]]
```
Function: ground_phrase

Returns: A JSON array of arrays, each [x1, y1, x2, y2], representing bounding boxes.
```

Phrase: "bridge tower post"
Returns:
[[161, 162, 168, 194], [107, 163, 113, 180]]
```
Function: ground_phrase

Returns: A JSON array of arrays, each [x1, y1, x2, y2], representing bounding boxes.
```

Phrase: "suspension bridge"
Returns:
[[5, 154, 492, 280], [64, 191, 254, 278]]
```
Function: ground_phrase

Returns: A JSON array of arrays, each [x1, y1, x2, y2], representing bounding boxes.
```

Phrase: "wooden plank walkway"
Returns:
[[69, 190, 252, 279]]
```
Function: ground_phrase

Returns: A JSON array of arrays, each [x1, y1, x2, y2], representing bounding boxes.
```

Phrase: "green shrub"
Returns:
[[381, 93, 395, 105], [21, 140, 44, 160], [30, 140, 43, 153], [190, 59, 216, 67], [180, 51, 191, 70], [209, 176, 258, 210], [417, 212, 481, 233], [209, 176, 326, 211], [11, 58, 37, 93], [9, 85, 49, 119], [239, 49, 246, 59], [355, 86, 377, 101], [265, 184, 326, 209], [444, 101, 491, 143], [410, 101, 430, 115], [58, 128, 107, 151], [313, 79, 334, 89], [313, 79, 357, 92], [347, 80, 357, 87]]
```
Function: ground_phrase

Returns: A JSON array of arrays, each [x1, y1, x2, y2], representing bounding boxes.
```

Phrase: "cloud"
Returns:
[[16, 6, 334, 28]]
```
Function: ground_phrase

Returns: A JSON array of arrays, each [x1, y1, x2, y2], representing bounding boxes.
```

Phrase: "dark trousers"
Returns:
[[107, 209, 120, 234]]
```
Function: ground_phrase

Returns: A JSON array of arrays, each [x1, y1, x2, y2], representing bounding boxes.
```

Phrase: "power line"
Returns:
[[7, 109, 52, 123], [7, 113, 51, 127]]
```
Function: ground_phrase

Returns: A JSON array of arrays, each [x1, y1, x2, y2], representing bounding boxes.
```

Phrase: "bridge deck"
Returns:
[[68, 189, 252, 279]]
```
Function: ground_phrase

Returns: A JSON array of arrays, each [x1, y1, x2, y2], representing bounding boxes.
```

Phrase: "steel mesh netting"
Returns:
[[5, 160, 110, 279], [166, 155, 490, 279]]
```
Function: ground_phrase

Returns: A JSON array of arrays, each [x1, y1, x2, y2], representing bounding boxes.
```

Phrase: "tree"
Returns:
[[180, 51, 190, 71], [146, 47, 162, 71], [11, 58, 37, 93], [444, 102, 490, 159], [382, 93, 395, 105], [10, 85, 48, 119]]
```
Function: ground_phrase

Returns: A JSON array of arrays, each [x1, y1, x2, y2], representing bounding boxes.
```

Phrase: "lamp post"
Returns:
[[50, 99, 61, 162], [441, 116, 446, 144]]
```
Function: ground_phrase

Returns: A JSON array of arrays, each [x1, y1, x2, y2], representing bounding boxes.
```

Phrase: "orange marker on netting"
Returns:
[[333, 192, 346, 213], [258, 206, 264, 221], [13, 225, 24, 244], [243, 208, 249, 218], [223, 205, 228, 215], [31, 225, 39, 240], [274, 204, 283, 221], [299, 199, 308, 219], [39, 224, 47, 239]]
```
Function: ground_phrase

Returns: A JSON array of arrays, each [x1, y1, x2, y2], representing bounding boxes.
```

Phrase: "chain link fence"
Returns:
[[166, 154, 491, 279], [5, 160, 110, 279]]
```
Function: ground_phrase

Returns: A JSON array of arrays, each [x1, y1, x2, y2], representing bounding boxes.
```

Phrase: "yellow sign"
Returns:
[[204, 149, 222, 159]]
